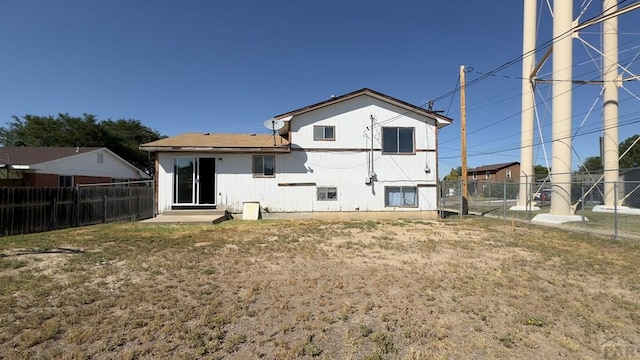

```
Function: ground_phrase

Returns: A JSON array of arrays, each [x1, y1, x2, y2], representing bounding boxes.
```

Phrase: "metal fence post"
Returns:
[[503, 180, 507, 219], [526, 175, 531, 221], [581, 180, 585, 225], [614, 182, 618, 240]]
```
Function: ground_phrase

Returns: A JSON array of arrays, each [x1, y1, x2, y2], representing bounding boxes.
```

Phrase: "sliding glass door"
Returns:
[[173, 157, 216, 205]]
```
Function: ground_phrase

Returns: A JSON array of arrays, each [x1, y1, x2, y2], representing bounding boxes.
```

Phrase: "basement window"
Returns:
[[317, 187, 337, 201], [385, 186, 418, 207]]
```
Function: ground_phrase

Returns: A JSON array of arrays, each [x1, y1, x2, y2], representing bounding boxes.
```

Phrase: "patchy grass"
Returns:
[[1, 218, 639, 359]]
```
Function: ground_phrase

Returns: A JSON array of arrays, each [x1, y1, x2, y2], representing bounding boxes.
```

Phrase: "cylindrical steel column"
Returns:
[[550, 0, 574, 215], [603, 0, 619, 207], [518, 0, 537, 209]]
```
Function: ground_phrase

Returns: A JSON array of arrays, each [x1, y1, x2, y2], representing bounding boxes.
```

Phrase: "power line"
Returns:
[[427, 0, 635, 106]]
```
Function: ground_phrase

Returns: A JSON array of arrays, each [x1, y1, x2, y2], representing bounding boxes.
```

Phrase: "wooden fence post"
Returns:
[[103, 194, 108, 223]]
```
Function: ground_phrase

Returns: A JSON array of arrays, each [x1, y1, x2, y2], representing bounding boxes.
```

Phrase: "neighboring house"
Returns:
[[0, 147, 150, 187], [467, 162, 520, 195], [141, 88, 453, 215], [468, 162, 520, 182]]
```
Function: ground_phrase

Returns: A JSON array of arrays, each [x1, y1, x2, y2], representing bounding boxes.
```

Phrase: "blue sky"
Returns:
[[1, 1, 639, 173]]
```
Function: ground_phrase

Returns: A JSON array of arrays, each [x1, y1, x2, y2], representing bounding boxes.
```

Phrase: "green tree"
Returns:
[[578, 156, 603, 172], [0, 114, 164, 174], [443, 166, 462, 180], [534, 164, 549, 180], [619, 134, 640, 169]]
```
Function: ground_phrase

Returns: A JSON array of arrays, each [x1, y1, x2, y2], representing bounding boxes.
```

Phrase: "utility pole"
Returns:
[[460, 65, 468, 215], [602, 0, 619, 208]]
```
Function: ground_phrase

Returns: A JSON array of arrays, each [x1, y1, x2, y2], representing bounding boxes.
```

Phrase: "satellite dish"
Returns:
[[263, 118, 285, 146], [263, 118, 285, 131]]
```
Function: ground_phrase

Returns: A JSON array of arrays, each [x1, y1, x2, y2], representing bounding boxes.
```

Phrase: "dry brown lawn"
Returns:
[[1, 218, 639, 359]]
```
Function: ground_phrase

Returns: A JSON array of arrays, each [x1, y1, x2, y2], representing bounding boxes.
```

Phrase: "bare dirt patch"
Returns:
[[1, 218, 639, 359]]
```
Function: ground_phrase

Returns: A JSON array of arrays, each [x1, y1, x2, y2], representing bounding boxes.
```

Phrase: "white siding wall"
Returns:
[[156, 95, 440, 213], [34, 150, 145, 179]]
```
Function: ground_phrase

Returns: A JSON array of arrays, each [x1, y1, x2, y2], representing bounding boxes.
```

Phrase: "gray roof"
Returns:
[[0, 147, 102, 165], [470, 162, 520, 173]]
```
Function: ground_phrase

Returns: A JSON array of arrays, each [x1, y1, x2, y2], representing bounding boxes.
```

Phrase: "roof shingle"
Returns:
[[0, 147, 102, 165]]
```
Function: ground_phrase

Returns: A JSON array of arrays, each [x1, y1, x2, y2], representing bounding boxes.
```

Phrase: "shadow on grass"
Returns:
[[0, 247, 85, 258]]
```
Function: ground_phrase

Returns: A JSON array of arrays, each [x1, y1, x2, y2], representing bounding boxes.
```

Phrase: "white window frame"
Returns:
[[382, 127, 415, 154], [313, 125, 335, 141], [485, 171, 491, 179], [317, 186, 337, 201], [384, 186, 418, 208], [252, 155, 275, 178], [506, 170, 512, 178]]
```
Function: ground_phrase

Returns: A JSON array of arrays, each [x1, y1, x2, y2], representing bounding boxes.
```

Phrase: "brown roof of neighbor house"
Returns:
[[274, 88, 454, 127], [469, 162, 520, 173], [140, 133, 290, 152], [0, 147, 102, 165]]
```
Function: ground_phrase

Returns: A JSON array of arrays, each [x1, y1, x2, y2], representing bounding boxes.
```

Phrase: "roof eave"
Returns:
[[274, 88, 454, 124], [140, 146, 291, 153]]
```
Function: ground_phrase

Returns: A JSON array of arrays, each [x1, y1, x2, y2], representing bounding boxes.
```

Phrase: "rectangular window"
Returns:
[[317, 187, 337, 201], [252, 155, 275, 177], [382, 127, 414, 154], [313, 125, 335, 141], [384, 186, 418, 207], [97, 152, 104, 164], [485, 171, 491, 179], [58, 175, 73, 187], [472, 173, 477, 180], [506, 170, 512, 178]]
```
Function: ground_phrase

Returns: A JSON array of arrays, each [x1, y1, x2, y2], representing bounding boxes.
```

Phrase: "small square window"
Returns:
[[59, 175, 73, 187], [253, 155, 275, 177], [313, 125, 335, 141], [317, 187, 337, 201], [384, 186, 418, 207]]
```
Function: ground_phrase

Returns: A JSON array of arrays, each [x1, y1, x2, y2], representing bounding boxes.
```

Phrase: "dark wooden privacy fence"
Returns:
[[0, 185, 154, 237]]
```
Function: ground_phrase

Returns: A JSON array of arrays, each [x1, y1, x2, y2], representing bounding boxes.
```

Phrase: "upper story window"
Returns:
[[472, 173, 477, 180], [59, 175, 73, 187], [313, 125, 335, 141], [252, 155, 275, 177], [485, 171, 491, 179], [382, 127, 414, 154], [97, 152, 104, 164], [506, 170, 512, 178]]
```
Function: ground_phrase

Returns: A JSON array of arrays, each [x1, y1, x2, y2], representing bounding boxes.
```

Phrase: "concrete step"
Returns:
[[162, 209, 227, 216], [141, 209, 232, 224]]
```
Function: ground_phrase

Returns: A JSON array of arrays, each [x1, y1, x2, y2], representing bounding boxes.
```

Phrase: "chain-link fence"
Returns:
[[439, 179, 640, 240]]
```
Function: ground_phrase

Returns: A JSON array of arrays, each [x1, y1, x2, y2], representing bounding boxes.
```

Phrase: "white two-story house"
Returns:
[[141, 88, 453, 216]]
